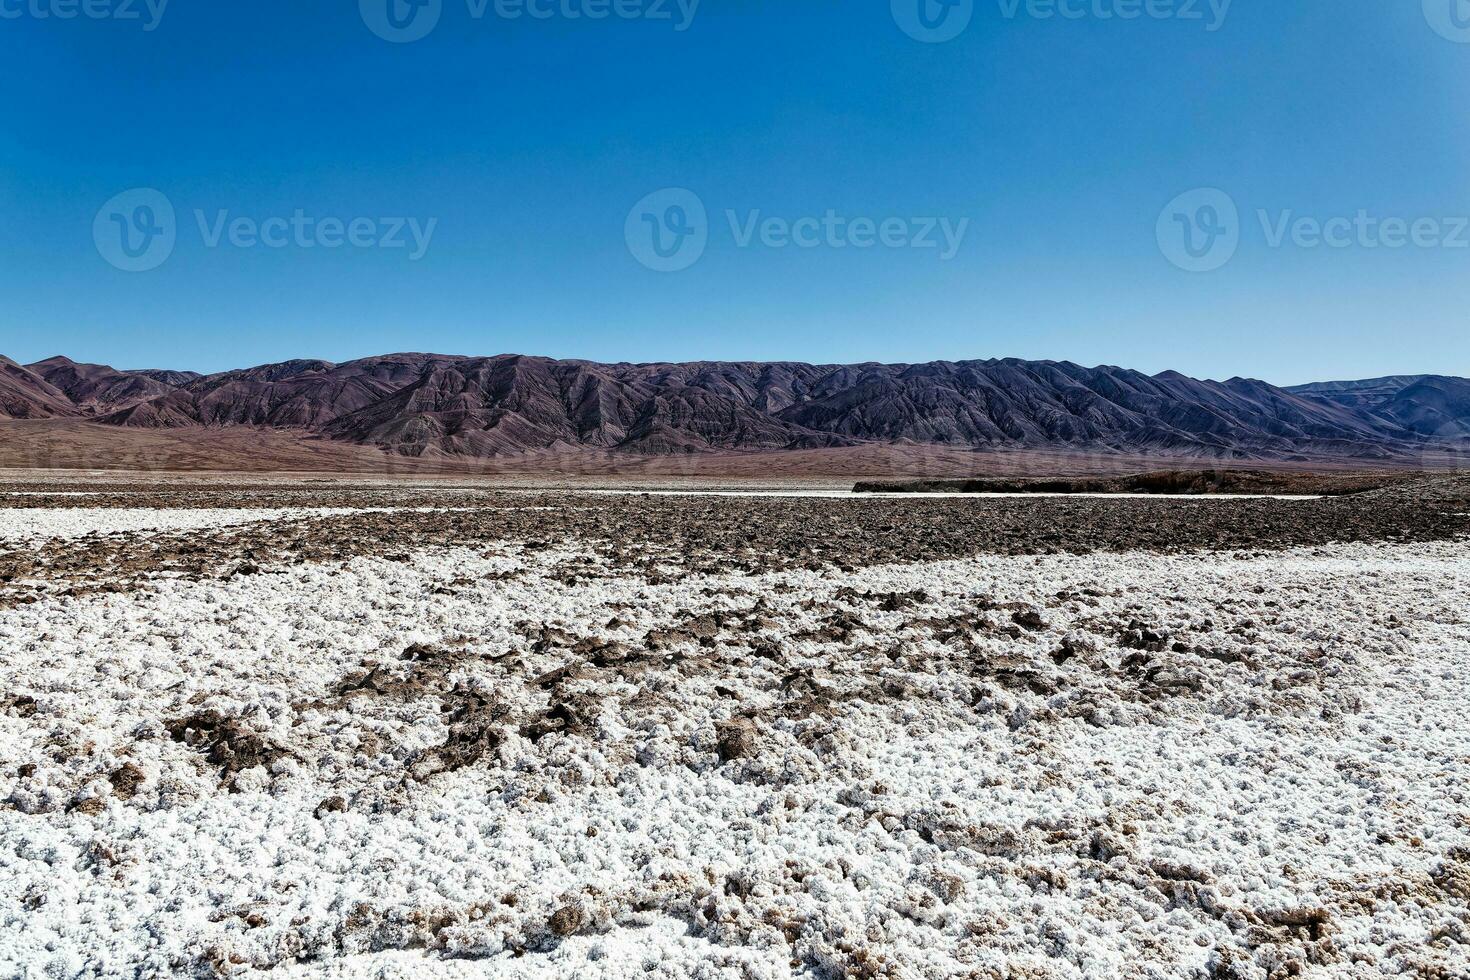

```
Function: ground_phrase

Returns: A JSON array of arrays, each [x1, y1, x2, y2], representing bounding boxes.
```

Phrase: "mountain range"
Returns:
[[2, 352, 1468, 464]]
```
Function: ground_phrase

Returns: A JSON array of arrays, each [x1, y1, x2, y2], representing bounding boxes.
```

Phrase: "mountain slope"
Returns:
[[1290, 376, 1470, 438], [317, 356, 851, 456], [26, 356, 178, 415], [5, 351, 1467, 462], [131, 369, 203, 387], [0, 357, 79, 420]]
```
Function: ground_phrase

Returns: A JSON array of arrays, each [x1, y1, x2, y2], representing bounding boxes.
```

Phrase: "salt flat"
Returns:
[[1, 491, 1467, 979], [0, 508, 371, 545]]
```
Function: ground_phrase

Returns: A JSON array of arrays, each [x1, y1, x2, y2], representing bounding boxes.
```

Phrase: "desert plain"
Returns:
[[1, 471, 1468, 979]]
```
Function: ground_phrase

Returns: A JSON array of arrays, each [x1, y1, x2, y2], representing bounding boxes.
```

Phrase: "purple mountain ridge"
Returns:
[[1, 352, 1465, 462]]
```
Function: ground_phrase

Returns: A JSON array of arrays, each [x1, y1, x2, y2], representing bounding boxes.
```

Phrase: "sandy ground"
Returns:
[[0, 422, 1254, 482], [1, 493, 1468, 979]]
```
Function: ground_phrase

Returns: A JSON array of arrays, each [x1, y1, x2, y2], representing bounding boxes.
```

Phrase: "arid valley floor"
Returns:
[[2, 475, 1470, 978]]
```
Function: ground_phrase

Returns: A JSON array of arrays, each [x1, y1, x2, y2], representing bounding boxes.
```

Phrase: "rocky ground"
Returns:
[[1, 480, 1469, 978], [850, 469, 1426, 497]]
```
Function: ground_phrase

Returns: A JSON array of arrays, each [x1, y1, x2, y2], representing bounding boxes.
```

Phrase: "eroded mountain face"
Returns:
[[1288, 375, 1470, 438], [3, 353, 1466, 460]]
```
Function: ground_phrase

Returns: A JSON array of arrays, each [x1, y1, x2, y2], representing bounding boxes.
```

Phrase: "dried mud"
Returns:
[[1, 477, 1468, 610]]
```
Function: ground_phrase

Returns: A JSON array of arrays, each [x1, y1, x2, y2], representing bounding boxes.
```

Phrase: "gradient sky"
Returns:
[[1, 0, 1467, 384]]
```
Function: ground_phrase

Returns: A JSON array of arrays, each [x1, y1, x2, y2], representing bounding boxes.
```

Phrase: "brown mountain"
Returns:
[[132, 369, 203, 387], [0, 357, 79, 420], [2, 352, 1465, 463], [27, 356, 178, 415]]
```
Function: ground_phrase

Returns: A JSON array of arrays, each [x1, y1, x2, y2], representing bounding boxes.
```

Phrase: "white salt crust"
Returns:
[[0, 509, 370, 544], [0, 525, 1466, 978]]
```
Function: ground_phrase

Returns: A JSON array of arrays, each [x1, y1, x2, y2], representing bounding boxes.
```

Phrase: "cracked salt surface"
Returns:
[[0, 507, 471, 545], [0, 522, 1467, 978], [0, 508, 373, 544]]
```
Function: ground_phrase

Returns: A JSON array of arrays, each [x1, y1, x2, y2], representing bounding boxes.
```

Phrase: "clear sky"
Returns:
[[1, 0, 1467, 384]]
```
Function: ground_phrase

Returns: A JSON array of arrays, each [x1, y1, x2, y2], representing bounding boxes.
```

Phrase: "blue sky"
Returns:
[[1, 0, 1467, 384]]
